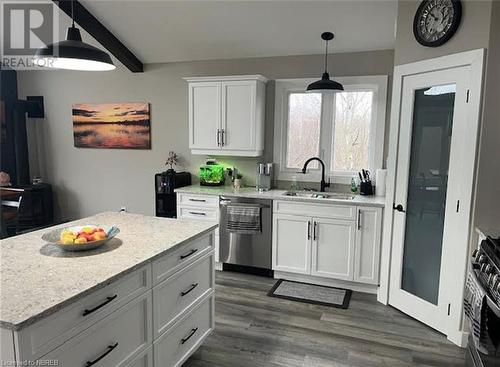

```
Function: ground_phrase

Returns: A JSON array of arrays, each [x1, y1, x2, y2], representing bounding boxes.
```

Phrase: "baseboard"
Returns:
[[215, 262, 223, 271], [448, 330, 469, 348], [273, 271, 379, 294]]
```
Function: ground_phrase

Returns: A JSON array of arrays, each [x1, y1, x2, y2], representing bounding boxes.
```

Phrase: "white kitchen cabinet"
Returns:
[[272, 200, 383, 287], [185, 75, 267, 157], [272, 214, 311, 274], [354, 207, 382, 284], [188, 82, 221, 150], [311, 218, 356, 281]]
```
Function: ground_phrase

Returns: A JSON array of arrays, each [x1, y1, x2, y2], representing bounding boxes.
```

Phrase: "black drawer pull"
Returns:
[[189, 198, 206, 202], [180, 248, 198, 260], [181, 327, 198, 345], [189, 211, 206, 216], [85, 342, 118, 366], [83, 295, 117, 316], [180, 283, 199, 297]]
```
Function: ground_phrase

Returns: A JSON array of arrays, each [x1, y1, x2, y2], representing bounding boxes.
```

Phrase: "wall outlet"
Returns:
[[120, 206, 127, 212]]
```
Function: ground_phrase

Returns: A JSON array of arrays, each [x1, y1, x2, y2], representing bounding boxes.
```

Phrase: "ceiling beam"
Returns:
[[53, 0, 144, 72]]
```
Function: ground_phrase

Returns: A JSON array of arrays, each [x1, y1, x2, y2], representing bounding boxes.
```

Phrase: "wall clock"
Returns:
[[413, 0, 462, 47]]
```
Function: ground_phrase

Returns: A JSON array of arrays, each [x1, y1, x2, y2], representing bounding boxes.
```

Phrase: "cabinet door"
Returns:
[[354, 207, 382, 284], [272, 214, 311, 274], [188, 82, 221, 150], [221, 81, 256, 152], [311, 217, 356, 281]]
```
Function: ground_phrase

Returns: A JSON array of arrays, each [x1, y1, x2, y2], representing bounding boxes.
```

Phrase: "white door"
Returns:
[[221, 81, 256, 152], [354, 207, 382, 284], [188, 82, 221, 150], [389, 66, 471, 334], [311, 217, 355, 281], [272, 214, 311, 274]]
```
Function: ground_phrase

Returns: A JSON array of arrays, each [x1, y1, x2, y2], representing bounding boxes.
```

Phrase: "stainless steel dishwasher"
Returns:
[[219, 196, 273, 276]]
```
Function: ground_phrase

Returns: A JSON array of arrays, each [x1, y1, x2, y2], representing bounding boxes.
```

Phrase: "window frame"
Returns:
[[273, 76, 388, 184]]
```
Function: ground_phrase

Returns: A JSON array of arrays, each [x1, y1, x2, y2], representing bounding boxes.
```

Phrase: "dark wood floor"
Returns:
[[184, 271, 466, 367]]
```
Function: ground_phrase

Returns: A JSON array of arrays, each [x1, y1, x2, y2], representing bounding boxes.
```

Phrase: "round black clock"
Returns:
[[413, 0, 462, 47]]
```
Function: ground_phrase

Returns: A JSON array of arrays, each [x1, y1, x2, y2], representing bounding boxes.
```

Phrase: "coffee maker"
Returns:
[[256, 163, 273, 192]]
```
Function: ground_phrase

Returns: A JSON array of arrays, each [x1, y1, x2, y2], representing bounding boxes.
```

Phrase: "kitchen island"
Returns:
[[1, 211, 217, 367]]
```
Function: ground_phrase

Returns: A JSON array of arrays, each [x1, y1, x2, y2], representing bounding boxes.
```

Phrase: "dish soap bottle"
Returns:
[[351, 177, 358, 193]]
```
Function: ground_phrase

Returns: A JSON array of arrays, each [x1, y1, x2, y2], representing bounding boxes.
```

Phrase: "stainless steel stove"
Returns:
[[466, 236, 500, 367]]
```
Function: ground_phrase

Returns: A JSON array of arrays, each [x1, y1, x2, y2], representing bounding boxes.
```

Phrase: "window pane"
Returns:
[[332, 91, 373, 172], [286, 93, 321, 169]]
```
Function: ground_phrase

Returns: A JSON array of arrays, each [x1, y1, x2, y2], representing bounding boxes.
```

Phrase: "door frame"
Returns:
[[378, 49, 485, 347]]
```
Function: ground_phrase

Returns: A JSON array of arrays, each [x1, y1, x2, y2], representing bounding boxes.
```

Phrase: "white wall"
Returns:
[[18, 50, 394, 220]]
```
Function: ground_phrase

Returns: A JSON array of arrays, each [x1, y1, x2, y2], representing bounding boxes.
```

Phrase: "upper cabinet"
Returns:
[[185, 75, 267, 157]]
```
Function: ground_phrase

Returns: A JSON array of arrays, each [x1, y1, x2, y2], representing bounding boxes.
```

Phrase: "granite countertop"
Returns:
[[175, 185, 386, 207], [0, 212, 217, 331]]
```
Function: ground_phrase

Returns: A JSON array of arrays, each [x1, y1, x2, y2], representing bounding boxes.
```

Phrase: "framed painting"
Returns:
[[72, 102, 151, 149]]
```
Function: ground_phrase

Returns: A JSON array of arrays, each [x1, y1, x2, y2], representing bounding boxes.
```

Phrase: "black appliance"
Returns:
[[155, 171, 191, 218], [466, 236, 500, 367]]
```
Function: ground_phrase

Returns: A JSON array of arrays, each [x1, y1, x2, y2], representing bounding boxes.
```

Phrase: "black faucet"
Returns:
[[301, 157, 330, 192]]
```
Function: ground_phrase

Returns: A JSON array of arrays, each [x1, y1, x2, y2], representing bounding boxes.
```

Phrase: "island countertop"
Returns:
[[0, 212, 217, 331]]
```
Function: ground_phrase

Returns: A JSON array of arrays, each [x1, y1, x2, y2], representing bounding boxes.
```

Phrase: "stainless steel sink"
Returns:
[[283, 191, 355, 200]]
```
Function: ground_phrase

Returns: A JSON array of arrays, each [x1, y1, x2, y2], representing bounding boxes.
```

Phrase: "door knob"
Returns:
[[393, 204, 405, 212]]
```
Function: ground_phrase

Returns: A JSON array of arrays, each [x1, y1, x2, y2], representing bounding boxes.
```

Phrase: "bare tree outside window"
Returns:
[[286, 93, 322, 169], [331, 91, 373, 172]]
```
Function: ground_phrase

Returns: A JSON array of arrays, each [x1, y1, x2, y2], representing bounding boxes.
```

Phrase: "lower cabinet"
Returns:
[[311, 218, 356, 281], [272, 202, 382, 285], [272, 214, 311, 274]]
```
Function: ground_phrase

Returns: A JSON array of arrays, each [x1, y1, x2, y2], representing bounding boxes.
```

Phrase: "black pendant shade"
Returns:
[[307, 32, 343, 93], [35, 1, 115, 71]]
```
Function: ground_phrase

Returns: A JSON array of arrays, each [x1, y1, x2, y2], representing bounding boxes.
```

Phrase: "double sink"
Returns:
[[283, 191, 355, 200]]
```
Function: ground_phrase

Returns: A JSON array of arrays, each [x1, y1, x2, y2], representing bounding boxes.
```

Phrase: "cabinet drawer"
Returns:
[[43, 292, 153, 367], [273, 200, 356, 220], [177, 194, 218, 208], [178, 206, 218, 221], [17, 265, 151, 361], [153, 232, 213, 285], [153, 294, 214, 367], [153, 252, 214, 338]]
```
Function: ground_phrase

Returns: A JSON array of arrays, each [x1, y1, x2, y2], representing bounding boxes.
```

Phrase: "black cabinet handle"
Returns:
[[180, 248, 198, 260], [221, 129, 225, 146], [180, 283, 199, 297], [357, 209, 361, 230], [85, 342, 118, 366], [82, 295, 117, 317], [181, 327, 198, 345], [189, 198, 206, 202], [189, 211, 206, 216], [313, 222, 318, 241], [307, 221, 311, 240], [217, 129, 220, 146], [393, 204, 405, 213]]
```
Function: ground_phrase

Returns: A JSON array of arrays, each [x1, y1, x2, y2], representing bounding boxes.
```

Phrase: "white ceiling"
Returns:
[[79, 0, 398, 64]]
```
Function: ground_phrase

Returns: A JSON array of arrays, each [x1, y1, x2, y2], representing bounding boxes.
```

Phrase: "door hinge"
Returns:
[[456, 200, 460, 213], [466, 89, 470, 103], [447, 303, 451, 316]]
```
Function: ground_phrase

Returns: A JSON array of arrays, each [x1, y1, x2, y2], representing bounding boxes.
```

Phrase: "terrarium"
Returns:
[[199, 163, 225, 186]]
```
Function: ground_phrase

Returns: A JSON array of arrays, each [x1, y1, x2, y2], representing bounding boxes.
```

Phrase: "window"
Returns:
[[274, 77, 387, 184]]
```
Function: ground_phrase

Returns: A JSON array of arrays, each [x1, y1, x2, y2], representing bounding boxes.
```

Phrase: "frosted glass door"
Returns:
[[389, 66, 469, 335]]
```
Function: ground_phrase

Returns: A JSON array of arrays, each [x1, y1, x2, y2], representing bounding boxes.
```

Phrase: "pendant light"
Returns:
[[35, 0, 115, 71], [306, 32, 343, 93]]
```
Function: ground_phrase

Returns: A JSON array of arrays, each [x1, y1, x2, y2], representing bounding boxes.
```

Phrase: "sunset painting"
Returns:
[[72, 103, 151, 149]]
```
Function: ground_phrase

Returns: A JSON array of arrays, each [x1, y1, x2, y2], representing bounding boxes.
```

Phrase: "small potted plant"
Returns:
[[165, 151, 178, 173], [234, 173, 243, 189]]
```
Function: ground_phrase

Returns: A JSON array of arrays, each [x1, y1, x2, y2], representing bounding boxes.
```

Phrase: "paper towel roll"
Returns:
[[375, 169, 387, 197]]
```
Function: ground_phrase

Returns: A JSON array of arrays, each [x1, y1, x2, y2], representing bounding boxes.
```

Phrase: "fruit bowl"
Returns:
[[42, 225, 120, 252]]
